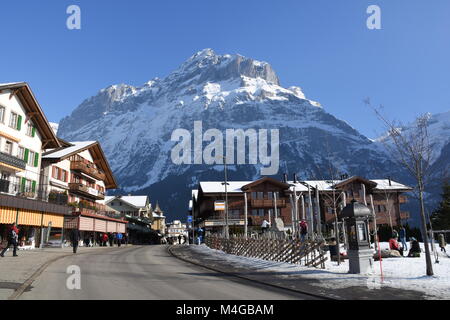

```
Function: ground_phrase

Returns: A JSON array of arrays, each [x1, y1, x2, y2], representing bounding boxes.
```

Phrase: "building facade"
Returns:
[[193, 176, 412, 236], [0, 83, 68, 248], [41, 140, 126, 245]]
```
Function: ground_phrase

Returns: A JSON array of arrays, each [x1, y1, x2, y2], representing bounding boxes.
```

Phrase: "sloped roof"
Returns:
[[0, 82, 60, 148], [43, 141, 118, 189], [199, 181, 253, 193], [302, 180, 340, 191], [43, 141, 96, 159], [104, 195, 149, 209], [371, 179, 413, 191], [286, 181, 309, 192]]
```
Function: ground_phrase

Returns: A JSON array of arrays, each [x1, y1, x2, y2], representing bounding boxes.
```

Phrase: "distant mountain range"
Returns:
[[57, 49, 449, 222]]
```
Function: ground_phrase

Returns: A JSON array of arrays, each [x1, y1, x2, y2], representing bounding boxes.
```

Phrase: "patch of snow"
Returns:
[[192, 242, 450, 299]]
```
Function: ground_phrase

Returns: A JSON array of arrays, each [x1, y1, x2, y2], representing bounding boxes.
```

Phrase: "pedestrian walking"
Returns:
[[399, 226, 408, 251], [178, 234, 182, 244], [300, 220, 308, 242], [102, 233, 109, 247], [438, 233, 447, 253], [109, 233, 114, 247], [117, 233, 123, 247], [261, 220, 270, 233], [0, 223, 19, 257], [70, 229, 80, 254]]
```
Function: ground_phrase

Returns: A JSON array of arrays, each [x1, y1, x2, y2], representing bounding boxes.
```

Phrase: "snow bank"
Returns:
[[192, 242, 450, 299]]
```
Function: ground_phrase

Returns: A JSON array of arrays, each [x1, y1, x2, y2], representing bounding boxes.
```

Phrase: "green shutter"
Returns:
[[32, 127, 36, 137], [17, 115, 22, 130], [34, 153, 39, 167], [24, 149, 29, 163], [21, 178, 26, 192], [32, 181, 36, 193]]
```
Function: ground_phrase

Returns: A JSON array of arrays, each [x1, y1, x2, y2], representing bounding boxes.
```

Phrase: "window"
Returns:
[[4, 140, 13, 155], [27, 150, 35, 166], [257, 192, 264, 199], [268, 192, 273, 200], [9, 112, 21, 130], [251, 192, 257, 199], [251, 209, 258, 216], [258, 209, 265, 216], [0, 106, 5, 123], [26, 122, 34, 137], [17, 147, 24, 160]]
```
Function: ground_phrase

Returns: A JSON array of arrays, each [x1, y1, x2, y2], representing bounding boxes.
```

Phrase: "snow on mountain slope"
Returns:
[[58, 49, 405, 219]]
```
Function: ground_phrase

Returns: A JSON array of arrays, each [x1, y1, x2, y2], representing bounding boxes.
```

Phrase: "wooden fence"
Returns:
[[205, 234, 327, 269]]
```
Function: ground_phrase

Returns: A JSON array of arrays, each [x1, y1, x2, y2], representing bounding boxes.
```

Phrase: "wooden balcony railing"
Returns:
[[71, 161, 106, 181], [69, 183, 105, 200]]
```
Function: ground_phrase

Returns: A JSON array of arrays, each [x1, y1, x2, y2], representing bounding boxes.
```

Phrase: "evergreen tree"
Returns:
[[431, 181, 450, 230]]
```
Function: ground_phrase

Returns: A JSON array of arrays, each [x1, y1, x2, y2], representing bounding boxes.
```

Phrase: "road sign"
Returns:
[[187, 215, 193, 223]]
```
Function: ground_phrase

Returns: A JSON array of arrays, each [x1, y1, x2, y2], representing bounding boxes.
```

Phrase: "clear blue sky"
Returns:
[[1, 0, 449, 138]]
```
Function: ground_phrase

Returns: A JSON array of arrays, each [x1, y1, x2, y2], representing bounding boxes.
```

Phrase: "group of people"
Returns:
[[69, 229, 126, 254], [389, 226, 448, 257]]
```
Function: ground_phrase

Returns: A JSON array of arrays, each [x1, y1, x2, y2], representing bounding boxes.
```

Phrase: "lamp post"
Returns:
[[223, 156, 229, 239]]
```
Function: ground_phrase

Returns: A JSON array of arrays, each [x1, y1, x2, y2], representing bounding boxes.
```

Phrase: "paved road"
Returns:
[[19, 245, 312, 300]]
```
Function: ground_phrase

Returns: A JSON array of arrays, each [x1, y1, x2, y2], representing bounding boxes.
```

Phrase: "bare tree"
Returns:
[[310, 141, 346, 265], [365, 98, 435, 276]]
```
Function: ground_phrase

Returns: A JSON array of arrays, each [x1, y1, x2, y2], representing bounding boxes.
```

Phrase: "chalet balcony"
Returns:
[[70, 161, 106, 181], [250, 199, 286, 208], [69, 183, 105, 200], [0, 152, 26, 171]]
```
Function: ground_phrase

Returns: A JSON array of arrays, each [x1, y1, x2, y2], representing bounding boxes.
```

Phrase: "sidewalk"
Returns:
[[0, 246, 120, 300], [170, 245, 428, 300]]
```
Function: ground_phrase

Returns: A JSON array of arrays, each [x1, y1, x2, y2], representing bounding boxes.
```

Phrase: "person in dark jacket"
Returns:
[[408, 237, 421, 257], [70, 229, 81, 254], [0, 223, 19, 257], [438, 233, 447, 253], [109, 233, 114, 247]]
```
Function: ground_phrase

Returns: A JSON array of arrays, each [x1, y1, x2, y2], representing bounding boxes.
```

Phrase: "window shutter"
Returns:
[[21, 178, 26, 192], [34, 153, 39, 167], [24, 149, 29, 162], [17, 115, 22, 130], [32, 181, 36, 193], [32, 127, 36, 137]]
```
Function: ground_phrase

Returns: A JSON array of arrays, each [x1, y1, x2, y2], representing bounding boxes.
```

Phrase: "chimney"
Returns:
[[388, 176, 392, 186], [293, 173, 298, 184]]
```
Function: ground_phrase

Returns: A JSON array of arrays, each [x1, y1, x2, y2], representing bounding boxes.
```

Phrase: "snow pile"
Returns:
[[192, 242, 450, 299]]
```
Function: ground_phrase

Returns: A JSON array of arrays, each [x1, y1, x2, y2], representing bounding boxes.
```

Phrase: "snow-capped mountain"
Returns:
[[58, 49, 420, 220]]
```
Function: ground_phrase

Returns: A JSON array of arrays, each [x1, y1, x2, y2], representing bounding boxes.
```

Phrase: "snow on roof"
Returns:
[[303, 180, 341, 191], [371, 179, 412, 191], [192, 189, 198, 199], [105, 195, 149, 208], [43, 141, 96, 159], [286, 181, 309, 192], [200, 181, 253, 193]]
